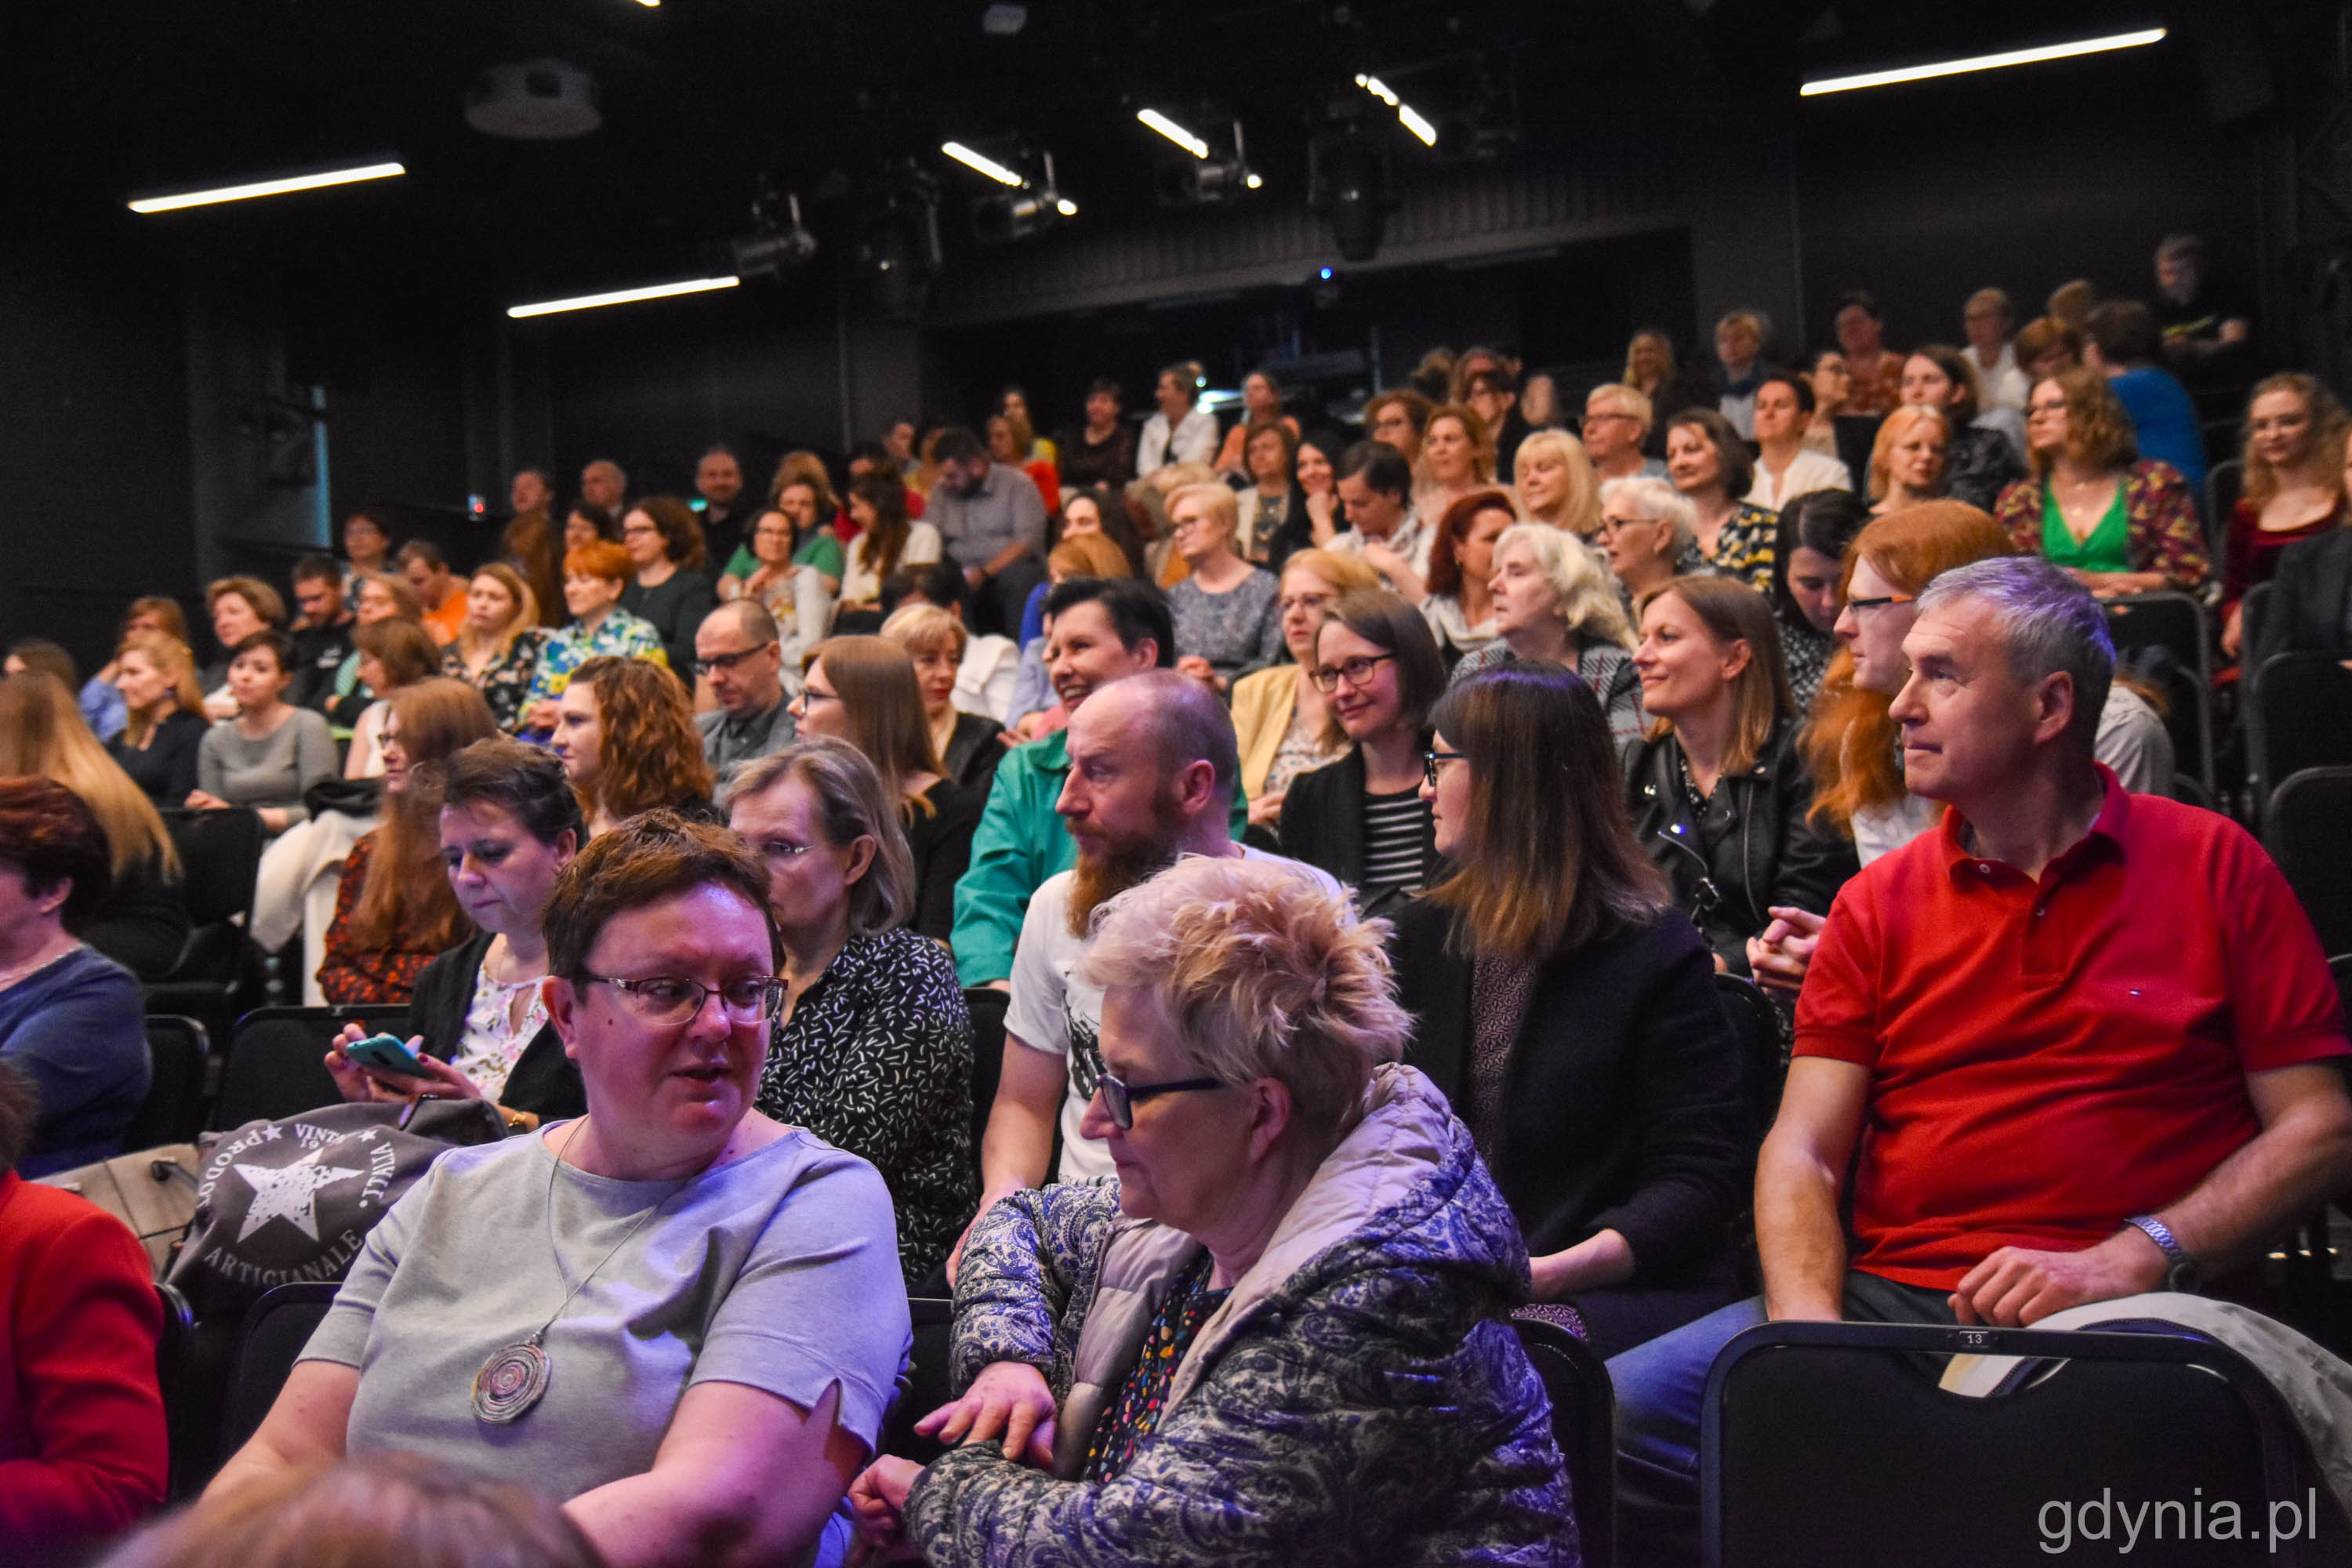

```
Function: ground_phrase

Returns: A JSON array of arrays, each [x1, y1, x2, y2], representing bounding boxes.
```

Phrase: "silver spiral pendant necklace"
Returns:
[[472, 1121, 666, 1425]]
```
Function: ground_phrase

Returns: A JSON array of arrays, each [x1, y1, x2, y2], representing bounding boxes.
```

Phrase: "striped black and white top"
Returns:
[[1360, 786, 1432, 903]]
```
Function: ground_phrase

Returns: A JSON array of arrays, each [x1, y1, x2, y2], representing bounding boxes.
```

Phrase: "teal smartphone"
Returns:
[[345, 1033, 425, 1076]]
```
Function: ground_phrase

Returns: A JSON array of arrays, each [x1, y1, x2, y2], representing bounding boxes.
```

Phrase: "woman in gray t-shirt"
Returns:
[[205, 814, 913, 1568]]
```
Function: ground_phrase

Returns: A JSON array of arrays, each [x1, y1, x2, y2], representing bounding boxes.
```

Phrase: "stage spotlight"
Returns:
[[726, 187, 817, 280], [949, 146, 1075, 243], [1151, 119, 1258, 206]]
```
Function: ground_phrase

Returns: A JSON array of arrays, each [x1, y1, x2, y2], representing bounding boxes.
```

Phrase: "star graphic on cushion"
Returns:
[[233, 1148, 366, 1243]]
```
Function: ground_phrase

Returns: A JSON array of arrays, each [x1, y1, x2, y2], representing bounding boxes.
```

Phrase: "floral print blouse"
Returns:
[[1700, 499, 1777, 592], [1994, 461, 2210, 591], [518, 608, 669, 725], [442, 628, 548, 733]]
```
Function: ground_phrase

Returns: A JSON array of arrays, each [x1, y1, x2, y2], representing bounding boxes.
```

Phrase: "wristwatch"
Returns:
[[2125, 1214, 2201, 1293]]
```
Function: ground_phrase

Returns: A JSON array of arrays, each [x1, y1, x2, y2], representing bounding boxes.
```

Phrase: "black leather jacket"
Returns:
[[1620, 719, 1858, 975]]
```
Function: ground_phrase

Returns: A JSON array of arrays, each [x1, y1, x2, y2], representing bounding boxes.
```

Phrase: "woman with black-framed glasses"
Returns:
[[218, 811, 912, 1568], [1389, 660, 1748, 1358], [844, 854, 1575, 1565], [1276, 590, 1447, 914]]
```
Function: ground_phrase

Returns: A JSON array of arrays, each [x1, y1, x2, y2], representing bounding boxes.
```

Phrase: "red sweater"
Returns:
[[0, 1172, 167, 1558]]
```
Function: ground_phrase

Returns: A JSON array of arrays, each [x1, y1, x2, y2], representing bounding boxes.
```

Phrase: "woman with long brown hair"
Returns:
[[441, 561, 546, 731], [790, 637, 979, 946], [1392, 659, 1746, 1357], [106, 630, 208, 806], [1621, 576, 1854, 974], [1993, 366, 2208, 595], [551, 656, 715, 837], [2220, 372, 2350, 659], [316, 679, 499, 1004], [0, 673, 188, 981], [840, 471, 942, 620], [346, 618, 445, 779]]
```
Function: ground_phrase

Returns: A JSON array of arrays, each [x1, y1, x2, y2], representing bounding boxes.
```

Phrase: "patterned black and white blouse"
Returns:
[[755, 927, 975, 1286]]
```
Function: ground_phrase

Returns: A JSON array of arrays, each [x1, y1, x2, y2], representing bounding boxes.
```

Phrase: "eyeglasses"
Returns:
[[1595, 515, 1659, 535], [1278, 593, 1336, 615], [695, 643, 776, 677], [1581, 412, 1639, 426], [578, 973, 786, 1025], [1309, 652, 1396, 692], [1846, 593, 1916, 615], [1094, 1069, 1229, 1131], [1423, 749, 1468, 789], [797, 685, 840, 707]]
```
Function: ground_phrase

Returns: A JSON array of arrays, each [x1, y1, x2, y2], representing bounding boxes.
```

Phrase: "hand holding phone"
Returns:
[[343, 1033, 426, 1075]]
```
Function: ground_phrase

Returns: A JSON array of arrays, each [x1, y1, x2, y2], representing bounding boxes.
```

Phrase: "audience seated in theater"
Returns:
[[1054, 377, 1136, 491], [0, 781, 149, 1178], [724, 742, 974, 1288], [959, 673, 1339, 1269], [343, 617, 445, 780], [1512, 426, 1602, 539], [210, 811, 912, 1568], [561, 502, 615, 553], [1599, 474, 1700, 620], [2085, 298, 2210, 498], [1769, 488, 1871, 716], [518, 541, 668, 735], [1026, 489, 1146, 644], [1581, 383, 1662, 486], [2252, 423, 2352, 670], [855, 855, 1573, 1565], [1746, 369, 1853, 512], [107, 1452, 599, 1568], [1998, 367, 2209, 595], [1394, 660, 1747, 1358], [1363, 387, 1433, 470], [83, 597, 189, 743], [1279, 590, 1445, 915], [1005, 535, 1134, 739], [106, 632, 208, 808], [926, 426, 1049, 638], [1711, 309, 1768, 439], [1521, 370, 1564, 430], [793, 637, 978, 946], [989, 412, 1061, 517], [553, 657, 716, 837], [1453, 521, 1645, 746], [322, 572, 423, 734], [339, 509, 394, 593], [0, 675, 187, 983], [2014, 314, 2086, 379], [1416, 401, 1495, 521], [189, 630, 336, 835], [1900, 343, 2027, 506], [1166, 483, 1281, 695], [317, 680, 499, 1006], [1801, 349, 1851, 456], [1623, 577, 1857, 976], [1233, 420, 1312, 568], [1624, 327, 1717, 455], [1610, 557, 2352, 1568], [691, 601, 797, 778], [441, 561, 547, 732], [1229, 548, 1381, 833], [949, 579, 1198, 989], [1132, 459, 1217, 588], [2153, 231, 2256, 379], [286, 554, 357, 713], [840, 470, 941, 623], [880, 597, 1010, 792], [0, 1060, 165, 1560], [693, 445, 762, 576], [1294, 429, 1348, 551], [4, 642, 78, 703], [730, 462, 847, 600], [1003, 388, 1055, 465], [198, 575, 285, 718], [322, 737, 586, 1131], [1866, 405, 1951, 517], [616, 497, 719, 681], [1465, 366, 1532, 484], [2222, 373, 2349, 659], [1420, 489, 1515, 666], [1961, 286, 2031, 413], [1137, 361, 1219, 477], [1831, 290, 1904, 416], [503, 485, 568, 633], [1664, 408, 1775, 590], [579, 458, 628, 519], [397, 539, 468, 646], [1329, 440, 1432, 604], [1210, 369, 1298, 478], [724, 503, 832, 677]]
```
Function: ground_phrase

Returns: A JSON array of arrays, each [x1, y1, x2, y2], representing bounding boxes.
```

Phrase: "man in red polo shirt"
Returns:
[[1610, 555, 2352, 1567]]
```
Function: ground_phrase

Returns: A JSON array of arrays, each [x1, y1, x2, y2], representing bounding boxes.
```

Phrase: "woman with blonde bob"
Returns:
[[1165, 481, 1282, 694], [790, 636, 980, 943], [441, 561, 547, 731], [724, 739, 974, 1287], [847, 854, 1574, 1565], [1452, 521, 1644, 742], [1228, 548, 1381, 829], [107, 630, 209, 807], [0, 673, 187, 980], [880, 601, 1009, 792], [1512, 427, 1602, 538]]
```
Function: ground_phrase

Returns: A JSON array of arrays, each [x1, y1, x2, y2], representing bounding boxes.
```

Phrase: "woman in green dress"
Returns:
[[1994, 367, 2209, 597]]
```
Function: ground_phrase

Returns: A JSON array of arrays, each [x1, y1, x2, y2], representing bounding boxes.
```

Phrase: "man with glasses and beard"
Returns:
[[948, 671, 1340, 1281]]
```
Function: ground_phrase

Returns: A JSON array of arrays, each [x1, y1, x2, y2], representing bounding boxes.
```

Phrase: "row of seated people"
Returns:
[[8, 544, 2344, 1565]]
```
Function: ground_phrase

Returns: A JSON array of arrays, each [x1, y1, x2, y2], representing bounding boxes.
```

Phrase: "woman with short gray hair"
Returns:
[[724, 739, 975, 1286], [1596, 476, 1699, 621], [848, 854, 1577, 1565]]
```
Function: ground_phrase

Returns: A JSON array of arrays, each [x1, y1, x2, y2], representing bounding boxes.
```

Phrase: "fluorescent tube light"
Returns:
[[1801, 27, 2165, 96], [507, 275, 739, 319], [1137, 109, 1210, 159], [1355, 75, 1437, 147], [941, 142, 1025, 187], [127, 161, 406, 214]]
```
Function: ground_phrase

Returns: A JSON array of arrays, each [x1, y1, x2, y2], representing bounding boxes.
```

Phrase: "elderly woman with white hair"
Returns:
[[1595, 475, 1699, 622], [1451, 521, 1643, 743], [847, 855, 1577, 1566]]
